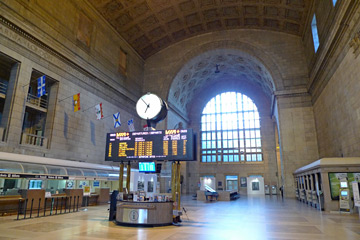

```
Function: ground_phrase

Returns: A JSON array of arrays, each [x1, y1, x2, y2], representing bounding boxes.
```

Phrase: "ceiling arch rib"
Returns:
[[168, 49, 275, 115], [88, 0, 311, 59]]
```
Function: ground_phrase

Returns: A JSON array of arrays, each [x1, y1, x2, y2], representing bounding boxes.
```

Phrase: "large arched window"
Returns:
[[200, 92, 262, 163]]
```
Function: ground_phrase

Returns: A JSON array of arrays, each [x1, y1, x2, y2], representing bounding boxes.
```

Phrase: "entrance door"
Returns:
[[226, 176, 238, 191]]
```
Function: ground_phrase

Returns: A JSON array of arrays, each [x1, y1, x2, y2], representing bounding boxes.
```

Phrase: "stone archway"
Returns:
[[167, 46, 279, 118]]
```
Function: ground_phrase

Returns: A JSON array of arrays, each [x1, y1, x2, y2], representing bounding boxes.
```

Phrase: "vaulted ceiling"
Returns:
[[89, 0, 311, 59]]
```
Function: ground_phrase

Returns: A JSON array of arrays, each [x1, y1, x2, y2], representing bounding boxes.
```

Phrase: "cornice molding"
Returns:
[[308, 0, 360, 103], [274, 88, 309, 98], [0, 15, 137, 106]]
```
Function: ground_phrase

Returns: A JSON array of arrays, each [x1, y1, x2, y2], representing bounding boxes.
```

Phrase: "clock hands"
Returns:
[[141, 98, 148, 105], [141, 97, 150, 113]]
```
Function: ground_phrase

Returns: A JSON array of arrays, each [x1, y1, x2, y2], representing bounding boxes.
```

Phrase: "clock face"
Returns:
[[136, 93, 163, 120]]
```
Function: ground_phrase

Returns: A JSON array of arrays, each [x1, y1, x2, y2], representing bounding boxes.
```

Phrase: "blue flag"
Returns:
[[128, 119, 135, 132], [37, 75, 46, 97], [113, 112, 121, 128]]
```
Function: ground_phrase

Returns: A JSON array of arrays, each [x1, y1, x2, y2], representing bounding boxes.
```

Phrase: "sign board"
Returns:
[[105, 129, 195, 161], [352, 181, 360, 207], [0, 172, 69, 180], [84, 186, 91, 196]]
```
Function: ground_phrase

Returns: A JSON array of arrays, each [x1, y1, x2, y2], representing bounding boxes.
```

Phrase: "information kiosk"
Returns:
[[107, 92, 196, 226], [339, 178, 352, 212], [106, 128, 196, 226]]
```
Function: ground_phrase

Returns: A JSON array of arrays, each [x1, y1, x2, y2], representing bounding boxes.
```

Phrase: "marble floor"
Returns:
[[0, 195, 359, 240]]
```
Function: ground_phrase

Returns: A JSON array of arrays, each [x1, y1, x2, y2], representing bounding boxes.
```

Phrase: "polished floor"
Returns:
[[0, 195, 359, 240]]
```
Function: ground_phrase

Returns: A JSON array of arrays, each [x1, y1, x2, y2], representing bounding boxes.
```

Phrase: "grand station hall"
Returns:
[[1, 0, 360, 239]]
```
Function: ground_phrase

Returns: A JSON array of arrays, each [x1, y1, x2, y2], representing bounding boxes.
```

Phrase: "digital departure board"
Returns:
[[105, 129, 195, 162]]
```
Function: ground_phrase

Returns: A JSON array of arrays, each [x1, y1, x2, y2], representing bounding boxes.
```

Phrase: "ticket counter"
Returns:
[[294, 157, 360, 212], [115, 200, 173, 227]]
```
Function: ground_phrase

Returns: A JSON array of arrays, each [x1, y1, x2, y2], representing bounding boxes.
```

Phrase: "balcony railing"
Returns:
[[26, 93, 48, 109], [0, 81, 8, 96], [21, 133, 48, 148]]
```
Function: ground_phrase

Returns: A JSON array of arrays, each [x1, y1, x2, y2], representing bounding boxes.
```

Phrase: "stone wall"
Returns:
[[0, 0, 144, 164], [144, 29, 308, 100], [144, 29, 312, 195], [314, 49, 360, 158], [275, 95, 319, 197]]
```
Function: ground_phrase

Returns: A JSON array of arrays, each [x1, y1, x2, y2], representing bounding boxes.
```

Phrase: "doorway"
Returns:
[[226, 176, 238, 191]]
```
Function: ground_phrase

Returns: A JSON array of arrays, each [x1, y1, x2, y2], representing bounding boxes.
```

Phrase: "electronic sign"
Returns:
[[105, 129, 195, 162], [139, 162, 156, 173]]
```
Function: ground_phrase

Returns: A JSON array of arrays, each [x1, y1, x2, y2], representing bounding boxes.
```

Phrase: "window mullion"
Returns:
[[200, 92, 262, 164]]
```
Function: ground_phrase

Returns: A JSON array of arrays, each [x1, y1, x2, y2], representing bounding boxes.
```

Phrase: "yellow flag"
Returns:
[[73, 93, 80, 112]]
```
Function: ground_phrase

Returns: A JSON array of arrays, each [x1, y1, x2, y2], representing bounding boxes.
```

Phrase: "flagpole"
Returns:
[[58, 94, 76, 103], [21, 75, 45, 89], [82, 103, 99, 113], [102, 114, 115, 119]]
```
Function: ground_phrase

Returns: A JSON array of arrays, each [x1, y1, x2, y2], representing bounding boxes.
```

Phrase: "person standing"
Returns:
[[279, 186, 284, 199]]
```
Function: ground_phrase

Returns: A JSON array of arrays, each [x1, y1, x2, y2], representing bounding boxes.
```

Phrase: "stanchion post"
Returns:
[[76, 196, 79, 211], [73, 197, 76, 212], [17, 199, 22, 220], [64, 197, 67, 213], [119, 162, 124, 192], [43, 198, 47, 216], [55, 198, 59, 215], [37, 198, 41, 217], [24, 198, 28, 219], [69, 196, 72, 213], [60, 197, 63, 214], [29, 198, 34, 218], [50, 198, 54, 216]]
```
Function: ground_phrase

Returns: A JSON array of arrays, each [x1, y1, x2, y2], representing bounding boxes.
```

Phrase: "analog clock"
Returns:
[[136, 93, 168, 122]]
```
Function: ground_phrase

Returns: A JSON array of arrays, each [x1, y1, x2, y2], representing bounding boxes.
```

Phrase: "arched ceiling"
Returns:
[[89, 0, 311, 59], [168, 49, 274, 114]]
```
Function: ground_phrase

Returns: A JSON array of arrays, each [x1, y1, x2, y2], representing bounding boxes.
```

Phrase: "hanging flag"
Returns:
[[95, 103, 104, 120], [37, 75, 46, 97], [73, 93, 80, 112], [128, 119, 135, 132], [113, 112, 121, 128]]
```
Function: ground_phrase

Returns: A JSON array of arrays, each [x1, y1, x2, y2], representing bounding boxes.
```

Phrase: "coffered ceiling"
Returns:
[[89, 0, 311, 59]]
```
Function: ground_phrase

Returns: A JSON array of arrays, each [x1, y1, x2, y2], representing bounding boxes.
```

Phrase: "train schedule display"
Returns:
[[105, 129, 195, 162]]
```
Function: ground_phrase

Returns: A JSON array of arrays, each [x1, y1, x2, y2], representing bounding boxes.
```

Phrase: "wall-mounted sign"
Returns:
[[0, 172, 69, 179], [240, 177, 247, 187]]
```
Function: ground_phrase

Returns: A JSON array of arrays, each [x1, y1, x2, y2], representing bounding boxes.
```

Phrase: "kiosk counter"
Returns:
[[116, 200, 173, 227]]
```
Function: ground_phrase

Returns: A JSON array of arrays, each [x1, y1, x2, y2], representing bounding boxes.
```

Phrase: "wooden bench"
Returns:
[[0, 195, 24, 216]]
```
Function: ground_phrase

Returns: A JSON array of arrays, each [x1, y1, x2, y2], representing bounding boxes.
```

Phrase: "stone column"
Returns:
[[44, 81, 59, 148], [274, 93, 319, 198], [1, 62, 19, 141], [4, 61, 33, 146]]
